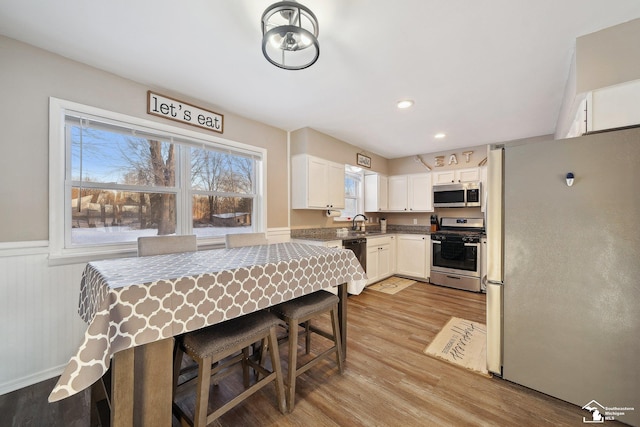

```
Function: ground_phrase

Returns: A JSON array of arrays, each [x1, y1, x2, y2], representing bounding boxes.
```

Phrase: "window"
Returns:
[[342, 166, 364, 219], [50, 98, 265, 261]]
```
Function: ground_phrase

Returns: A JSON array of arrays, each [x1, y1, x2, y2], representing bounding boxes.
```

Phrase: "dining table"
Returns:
[[48, 242, 367, 426]]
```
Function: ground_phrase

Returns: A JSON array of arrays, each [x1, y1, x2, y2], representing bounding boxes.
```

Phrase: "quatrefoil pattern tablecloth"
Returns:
[[49, 243, 366, 402]]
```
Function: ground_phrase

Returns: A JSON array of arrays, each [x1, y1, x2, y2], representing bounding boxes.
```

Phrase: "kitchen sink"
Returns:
[[348, 231, 383, 236]]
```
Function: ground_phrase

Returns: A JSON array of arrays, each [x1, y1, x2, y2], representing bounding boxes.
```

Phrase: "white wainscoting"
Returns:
[[0, 242, 87, 396], [266, 227, 292, 243]]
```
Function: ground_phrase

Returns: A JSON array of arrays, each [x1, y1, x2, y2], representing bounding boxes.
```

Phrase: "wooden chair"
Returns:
[[270, 290, 344, 412], [225, 232, 268, 248], [137, 234, 197, 256], [172, 311, 286, 426]]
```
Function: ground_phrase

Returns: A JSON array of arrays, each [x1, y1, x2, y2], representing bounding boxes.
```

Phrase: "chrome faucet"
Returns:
[[352, 214, 368, 231]]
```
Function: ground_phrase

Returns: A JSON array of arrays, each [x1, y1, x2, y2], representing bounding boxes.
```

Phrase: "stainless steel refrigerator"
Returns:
[[486, 128, 640, 426]]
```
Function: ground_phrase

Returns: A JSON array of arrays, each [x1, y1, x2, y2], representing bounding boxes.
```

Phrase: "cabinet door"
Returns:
[[307, 157, 329, 208], [364, 174, 377, 212], [292, 155, 345, 209], [408, 174, 432, 211], [433, 170, 456, 185], [364, 174, 388, 212], [433, 168, 480, 184], [388, 235, 396, 274], [387, 176, 408, 211], [378, 244, 392, 279], [458, 167, 480, 182], [366, 245, 380, 284], [396, 235, 427, 278], [327, 162, 345, 209]]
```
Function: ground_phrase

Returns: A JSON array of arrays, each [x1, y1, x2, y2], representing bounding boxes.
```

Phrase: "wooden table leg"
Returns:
[[337, 283, 347, 361], [111, 337, 174, 427], [112, 347, 134, 426]]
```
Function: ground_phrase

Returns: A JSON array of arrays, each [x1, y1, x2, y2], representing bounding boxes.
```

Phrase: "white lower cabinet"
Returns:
[[366, 235, 395, 284], [294, 233, 433, 284], [395, 234, 431, 280]]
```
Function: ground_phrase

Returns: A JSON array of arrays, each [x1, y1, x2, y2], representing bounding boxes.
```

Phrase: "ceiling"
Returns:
[[2, 1, 640, 159]]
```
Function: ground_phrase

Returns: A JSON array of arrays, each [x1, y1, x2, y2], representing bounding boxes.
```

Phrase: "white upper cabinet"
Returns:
[[559, 80, 640, 139], [588, 80, 640, 133], [408, 174, 433, 211], [387, 175, 409, 211], [432, 167, 480, 185], [387, 173, 433, 212], [364, 174, 388, 212], [291, 154, 345, 209]]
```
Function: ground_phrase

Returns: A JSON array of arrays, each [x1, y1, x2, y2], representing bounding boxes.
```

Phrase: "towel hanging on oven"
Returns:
[[441, 241, 464, 260]]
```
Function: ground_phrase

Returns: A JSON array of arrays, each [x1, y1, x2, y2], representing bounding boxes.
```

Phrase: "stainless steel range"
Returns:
[[430, 217, 485, 292]]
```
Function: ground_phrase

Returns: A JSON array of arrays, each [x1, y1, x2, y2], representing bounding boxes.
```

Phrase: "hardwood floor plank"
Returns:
[[1, 280, 626, 426]]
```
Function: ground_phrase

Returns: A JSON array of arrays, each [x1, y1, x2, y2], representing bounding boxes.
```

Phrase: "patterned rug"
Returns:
[[423, 317, 491, 378], [367, 276, 417, 294]]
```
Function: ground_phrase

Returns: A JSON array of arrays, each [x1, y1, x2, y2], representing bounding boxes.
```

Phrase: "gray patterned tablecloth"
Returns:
[[49, 243, 366, 402]]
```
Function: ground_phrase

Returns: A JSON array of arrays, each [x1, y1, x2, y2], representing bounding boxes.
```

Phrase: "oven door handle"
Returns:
[[430, 240, 478, 247]]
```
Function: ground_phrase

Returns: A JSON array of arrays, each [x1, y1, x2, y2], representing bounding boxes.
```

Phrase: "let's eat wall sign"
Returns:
[[147, 91, 224, 134]]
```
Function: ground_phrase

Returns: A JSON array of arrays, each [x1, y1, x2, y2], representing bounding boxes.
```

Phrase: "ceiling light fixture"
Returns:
[[397, 100, 414, 109], [261, 1, 319, 70], [434, 133, 446, 139]]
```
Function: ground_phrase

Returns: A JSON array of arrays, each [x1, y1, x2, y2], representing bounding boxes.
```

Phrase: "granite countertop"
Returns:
[[291, 226, 433, 242]]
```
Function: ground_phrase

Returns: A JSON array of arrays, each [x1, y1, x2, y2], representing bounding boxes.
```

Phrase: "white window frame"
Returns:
[[49, 97, 266, 264], [339, 166, 364, 221]]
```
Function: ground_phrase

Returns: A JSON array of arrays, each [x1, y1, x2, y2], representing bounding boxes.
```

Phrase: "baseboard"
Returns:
[[0, 364, 65, 396]]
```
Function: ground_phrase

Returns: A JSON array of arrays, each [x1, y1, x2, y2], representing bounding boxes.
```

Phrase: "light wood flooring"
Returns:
[[1, 280, 624, 426]]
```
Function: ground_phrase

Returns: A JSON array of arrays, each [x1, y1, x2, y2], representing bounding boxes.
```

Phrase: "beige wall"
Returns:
[[290, 127, 389, 174], [0, 36, 288, 242], [290, 127, 389, 229], [576, 17, 640, 93], [387, 145, 487, 175]]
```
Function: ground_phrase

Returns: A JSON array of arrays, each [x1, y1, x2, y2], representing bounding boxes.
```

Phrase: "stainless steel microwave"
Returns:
[[433, 182, 482, 208]]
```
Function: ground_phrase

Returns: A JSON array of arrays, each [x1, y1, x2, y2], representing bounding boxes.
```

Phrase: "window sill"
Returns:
[[48, 239, 227, 266]]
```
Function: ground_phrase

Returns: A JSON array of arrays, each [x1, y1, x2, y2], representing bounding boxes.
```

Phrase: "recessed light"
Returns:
[[397, 100, 414, 109], [434, 133, 446, 139]]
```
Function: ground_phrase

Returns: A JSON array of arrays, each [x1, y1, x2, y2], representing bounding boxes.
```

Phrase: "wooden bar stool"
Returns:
[[172, 310, 286, 426], [225, 232, 268, 248], [270, 290, 344, 412]]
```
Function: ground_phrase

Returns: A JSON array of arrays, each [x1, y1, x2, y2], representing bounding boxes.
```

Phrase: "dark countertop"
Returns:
[[291, 226, 433, 242]]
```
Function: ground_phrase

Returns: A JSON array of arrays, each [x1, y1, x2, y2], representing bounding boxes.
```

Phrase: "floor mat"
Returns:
[[423, 316, 491, 378], [367, 276, 417, 294]]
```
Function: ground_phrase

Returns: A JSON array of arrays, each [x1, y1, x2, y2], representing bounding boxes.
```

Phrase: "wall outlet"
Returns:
[[413, 218, 417, 225]]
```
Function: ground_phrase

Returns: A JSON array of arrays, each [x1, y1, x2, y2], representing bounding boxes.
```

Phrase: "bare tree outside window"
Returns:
[[191, 148, 255, 238], [67, 116, 258, 246]]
